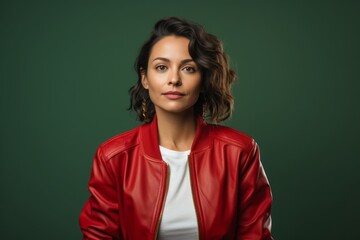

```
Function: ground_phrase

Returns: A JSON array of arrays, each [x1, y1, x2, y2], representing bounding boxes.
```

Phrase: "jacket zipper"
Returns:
[[154, 162, 170, 240], [188, 155, 201, 240]]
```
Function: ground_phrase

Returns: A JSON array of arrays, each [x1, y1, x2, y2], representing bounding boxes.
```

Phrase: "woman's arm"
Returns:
[[79, 146, 120, 239], [237, 140, 273, 240]]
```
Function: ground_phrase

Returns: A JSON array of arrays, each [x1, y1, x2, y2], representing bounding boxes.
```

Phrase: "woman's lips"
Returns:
[[162, 91, 185, 100]]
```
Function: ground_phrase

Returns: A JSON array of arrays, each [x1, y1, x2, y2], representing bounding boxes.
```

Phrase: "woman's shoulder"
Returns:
[[207, 123, 256, 149], [97, 125, 142, 160]]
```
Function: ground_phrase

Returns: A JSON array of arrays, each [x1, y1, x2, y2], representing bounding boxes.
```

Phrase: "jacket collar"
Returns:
[[140, 114, 210, 161]]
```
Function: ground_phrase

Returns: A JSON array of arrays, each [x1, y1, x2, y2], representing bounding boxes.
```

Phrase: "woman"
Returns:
[[79, 17, 273, 239]]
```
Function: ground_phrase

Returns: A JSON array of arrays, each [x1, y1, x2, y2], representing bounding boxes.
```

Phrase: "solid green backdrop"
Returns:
[[1, 0, 359, 239]]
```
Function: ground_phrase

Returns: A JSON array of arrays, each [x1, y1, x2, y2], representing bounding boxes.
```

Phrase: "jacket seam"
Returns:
[[102, 143, 139, 163], [209, 126, 253, 149]]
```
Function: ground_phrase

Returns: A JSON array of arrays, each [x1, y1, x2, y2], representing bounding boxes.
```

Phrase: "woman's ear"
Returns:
[[141, 69, 149, 89]]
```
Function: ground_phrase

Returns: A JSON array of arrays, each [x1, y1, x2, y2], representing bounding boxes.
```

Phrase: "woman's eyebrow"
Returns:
[[152, 57, 194, 64]]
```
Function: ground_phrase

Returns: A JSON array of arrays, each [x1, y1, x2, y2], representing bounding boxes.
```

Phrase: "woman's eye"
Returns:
[[183, 66, 196, 73], [156, 65, 167, 71]]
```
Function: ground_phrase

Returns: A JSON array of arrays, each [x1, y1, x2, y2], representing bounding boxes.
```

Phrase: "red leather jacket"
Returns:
[[79, 116, 273, 239]]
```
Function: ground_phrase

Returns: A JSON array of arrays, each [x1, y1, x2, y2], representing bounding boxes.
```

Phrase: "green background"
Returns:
[[1, 0, 359, 239]]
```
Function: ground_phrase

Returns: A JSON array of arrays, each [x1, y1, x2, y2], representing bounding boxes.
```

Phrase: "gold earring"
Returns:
[[202, 103, 207, 119], [142, 99, 147, 120]]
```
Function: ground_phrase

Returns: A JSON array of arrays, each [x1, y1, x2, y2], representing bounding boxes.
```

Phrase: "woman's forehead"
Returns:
[[149, 36, 192, 62]]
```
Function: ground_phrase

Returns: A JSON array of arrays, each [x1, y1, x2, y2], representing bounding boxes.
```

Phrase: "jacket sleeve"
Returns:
[[237, 140, 273, 240], [79, 146, 120, 239]]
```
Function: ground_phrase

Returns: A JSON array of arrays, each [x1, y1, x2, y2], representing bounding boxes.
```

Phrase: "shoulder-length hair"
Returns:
[[128, 17, 236, 123]]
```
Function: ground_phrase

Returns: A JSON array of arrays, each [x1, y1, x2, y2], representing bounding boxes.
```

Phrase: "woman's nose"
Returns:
[[168, 70, 182, 86]]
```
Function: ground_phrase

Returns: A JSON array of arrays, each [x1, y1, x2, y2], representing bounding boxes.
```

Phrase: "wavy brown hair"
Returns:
[[128, 17, 236, 123]]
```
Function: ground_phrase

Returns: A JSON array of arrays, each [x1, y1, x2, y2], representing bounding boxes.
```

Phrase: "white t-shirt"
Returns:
[[157, 146, 199, 240]]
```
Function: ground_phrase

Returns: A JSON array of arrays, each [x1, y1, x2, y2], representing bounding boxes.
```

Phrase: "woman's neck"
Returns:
[[156, 109, 197, 151]]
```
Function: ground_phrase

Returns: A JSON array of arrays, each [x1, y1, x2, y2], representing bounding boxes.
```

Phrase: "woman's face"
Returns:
[[141, 35, 202, 116]]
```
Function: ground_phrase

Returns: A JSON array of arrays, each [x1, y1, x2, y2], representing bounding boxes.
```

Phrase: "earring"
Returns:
[[202, 103, 207, 119], [141, 99, 147, 120]]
